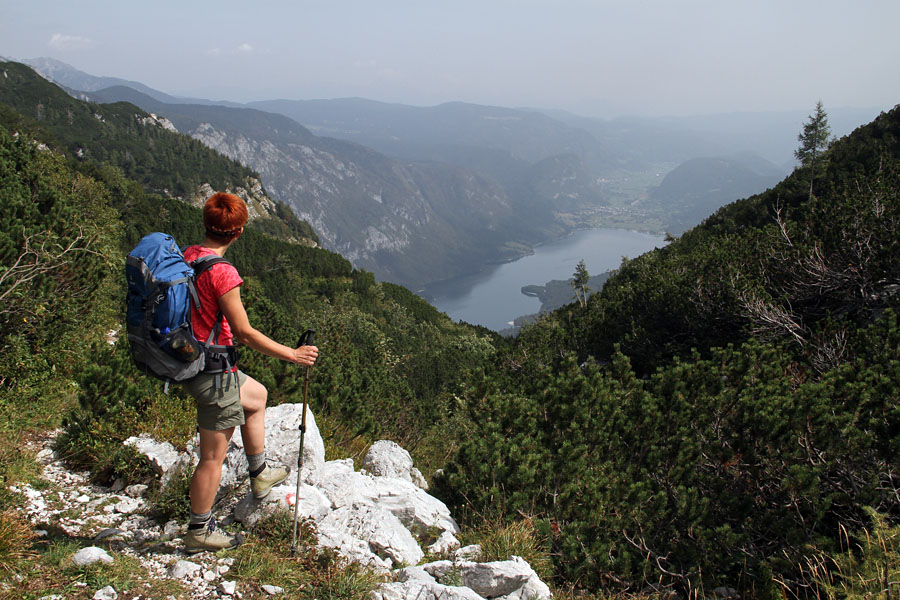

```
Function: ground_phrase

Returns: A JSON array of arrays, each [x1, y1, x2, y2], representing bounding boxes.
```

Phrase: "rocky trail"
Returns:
[[8, 404, 552, 600], [14, 428, 245, 599]]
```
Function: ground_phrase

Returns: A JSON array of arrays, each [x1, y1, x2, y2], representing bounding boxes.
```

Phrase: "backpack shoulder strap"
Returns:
[[189, 255, 234, 347], [189, 255, 231, 308], [190, 255, 231, 276]]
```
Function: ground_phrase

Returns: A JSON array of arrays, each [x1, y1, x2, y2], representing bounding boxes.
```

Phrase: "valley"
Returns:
[[17, 57, 874, 296], [2, 51, 899, 598]]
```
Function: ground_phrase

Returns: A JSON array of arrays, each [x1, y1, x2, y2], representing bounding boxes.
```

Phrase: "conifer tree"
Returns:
[[795, 100, 834, 199], [572, 259, 590, 307]]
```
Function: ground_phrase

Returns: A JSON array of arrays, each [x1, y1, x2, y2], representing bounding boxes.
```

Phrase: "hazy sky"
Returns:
[[2, 0, 898, 117]]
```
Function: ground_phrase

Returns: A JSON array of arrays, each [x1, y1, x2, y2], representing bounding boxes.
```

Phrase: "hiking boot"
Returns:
[[251, 464, 289, 499], [183, 519, 243, 553]]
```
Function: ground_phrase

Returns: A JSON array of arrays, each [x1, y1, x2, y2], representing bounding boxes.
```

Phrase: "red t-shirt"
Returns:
[[183, 245, 243, 346]]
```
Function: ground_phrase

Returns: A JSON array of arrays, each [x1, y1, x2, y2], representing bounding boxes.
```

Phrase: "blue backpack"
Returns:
[[125, 233, 235, 390]]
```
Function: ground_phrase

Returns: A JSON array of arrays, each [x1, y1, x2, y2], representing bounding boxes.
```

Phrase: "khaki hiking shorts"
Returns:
[[182, 370, 248, 431]]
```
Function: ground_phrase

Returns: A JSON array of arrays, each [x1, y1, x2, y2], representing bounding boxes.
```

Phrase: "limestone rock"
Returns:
[[395, 565, 436, 583], [112, 496, 142, 514], [454, 544, 482, 562], [93, 585, 117, 600], [424, 557, 548, 599], [500, 570, 553, 600], [372, 580, 484, 600], [262, 585, 285, 595], [427, 531, 461, 556], [217, 580, 237, 596], [72, 546, 113, 567], [315, 524, 393, 573], [233, 482, 331, 527], [370, 477, 459, 539], [168, 559, 202, 579], [124, 434, 190, 486], [362, 440, 428, 489], [222, 402, 325, 495], [125, 484, 149, 497], [317, 503, 424, 569], [314, 461, 458, 540]]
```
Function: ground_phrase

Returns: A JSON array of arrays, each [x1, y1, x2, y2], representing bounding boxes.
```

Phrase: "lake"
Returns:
[[423, 228, 666, 331]]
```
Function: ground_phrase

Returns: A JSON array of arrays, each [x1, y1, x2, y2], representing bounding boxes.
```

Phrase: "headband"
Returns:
[[206, 226, 242, 238]]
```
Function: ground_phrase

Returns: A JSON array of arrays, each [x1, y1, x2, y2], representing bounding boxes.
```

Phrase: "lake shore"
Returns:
[[423, 228, 666, 331]]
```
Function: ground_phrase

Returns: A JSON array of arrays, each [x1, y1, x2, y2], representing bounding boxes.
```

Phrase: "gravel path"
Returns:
[[11, 429, 264, 600]]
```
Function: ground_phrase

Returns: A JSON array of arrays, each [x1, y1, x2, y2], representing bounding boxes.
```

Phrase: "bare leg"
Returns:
[[239, 376, 269, 456], [190, 426, 234, 514]]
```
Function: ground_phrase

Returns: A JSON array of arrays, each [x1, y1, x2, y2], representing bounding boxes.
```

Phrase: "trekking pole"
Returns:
[[291, 329, 315, 556]]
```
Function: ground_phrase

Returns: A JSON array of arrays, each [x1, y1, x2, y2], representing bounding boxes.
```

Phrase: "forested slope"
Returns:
[[0, 71, 496, 509], [436, 105, 900, 595], [4, 52, 900, 597]]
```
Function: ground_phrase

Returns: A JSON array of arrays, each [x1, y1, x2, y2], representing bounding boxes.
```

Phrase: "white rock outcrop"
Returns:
[[72, 546, 113, 567], [419, 557, 551, 600], [312, 459, 458, 539], [122, 403, 552, 599], [319, 503, 424, 568], [218, 402, 325, 497], [124, 434, 190, 486], [361, 440, 429, 489]]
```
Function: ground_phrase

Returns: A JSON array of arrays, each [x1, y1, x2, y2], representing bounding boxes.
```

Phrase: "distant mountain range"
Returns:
[[18, 56, 232, 106], [14, 56, 888, 289], [82, 84, 557, 288]]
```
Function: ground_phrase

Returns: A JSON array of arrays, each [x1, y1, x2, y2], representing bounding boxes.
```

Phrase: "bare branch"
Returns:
[[0, 227, 99, 306]]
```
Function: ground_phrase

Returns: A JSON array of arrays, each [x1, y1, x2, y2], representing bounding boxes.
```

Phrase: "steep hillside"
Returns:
[[436, 104, 900, 594], [86, 86, 586, 288], [0, 60, 295, 234], [647, 152, 784, 233], [0, 101, 495, 483]]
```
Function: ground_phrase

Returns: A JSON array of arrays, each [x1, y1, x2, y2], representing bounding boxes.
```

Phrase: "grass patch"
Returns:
[[0, 534, 189, 600], [0, 377, 79, 510], [0, 508, 36, 577], [791, 509, 900, 600], [0, 430, 41, 513], [459, 517, 553, 581]]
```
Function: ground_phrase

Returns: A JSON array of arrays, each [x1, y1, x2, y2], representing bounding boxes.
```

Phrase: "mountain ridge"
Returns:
[[17, 56, 886, 293], [81, 83, 605, 288]]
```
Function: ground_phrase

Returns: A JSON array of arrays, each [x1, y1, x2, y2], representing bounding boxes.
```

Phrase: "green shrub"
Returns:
[[438, 314, 900, 594], [147, 463, 193, 523]]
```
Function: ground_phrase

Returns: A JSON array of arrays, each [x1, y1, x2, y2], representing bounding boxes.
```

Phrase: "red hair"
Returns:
[[203, 192, 248, 242]]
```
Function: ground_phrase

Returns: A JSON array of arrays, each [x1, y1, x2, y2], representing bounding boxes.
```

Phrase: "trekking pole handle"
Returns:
[[297, 329, 316, 348]]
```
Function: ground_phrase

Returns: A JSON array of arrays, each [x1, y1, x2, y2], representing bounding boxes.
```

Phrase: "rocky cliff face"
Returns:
[[182, 115, 523, 287], [82, 86, 586, 288], [128, 111, 279, 221], [189, 179, 278, 222]]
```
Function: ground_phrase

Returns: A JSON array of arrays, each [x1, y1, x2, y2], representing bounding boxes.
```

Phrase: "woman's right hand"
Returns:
[[293, 345, 318, 366]]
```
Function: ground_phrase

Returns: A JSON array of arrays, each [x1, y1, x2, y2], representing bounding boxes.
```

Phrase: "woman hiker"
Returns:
[[181, 192, 319, 552]]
